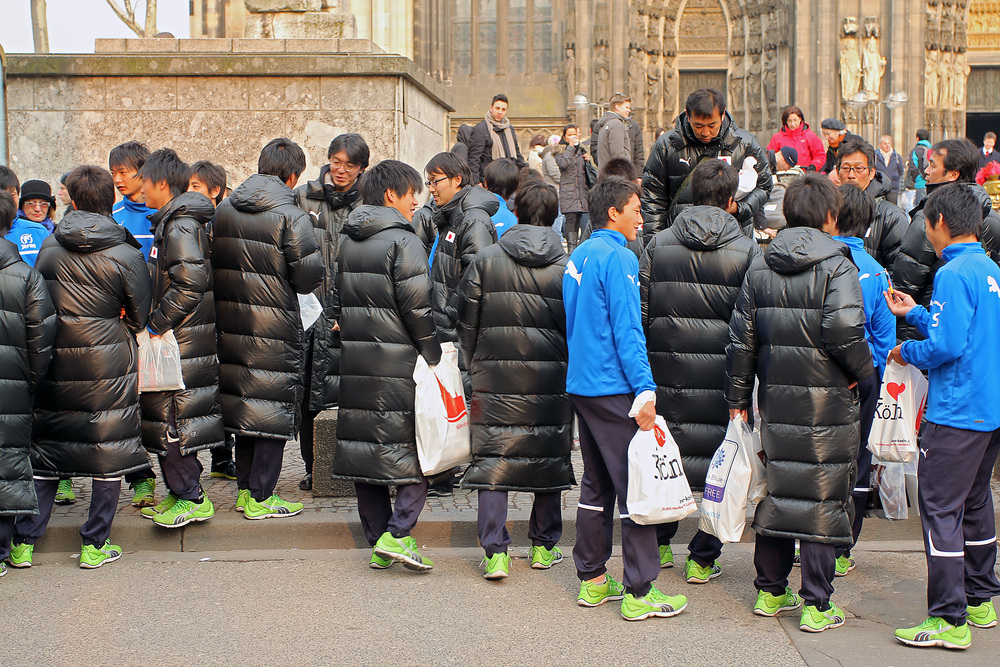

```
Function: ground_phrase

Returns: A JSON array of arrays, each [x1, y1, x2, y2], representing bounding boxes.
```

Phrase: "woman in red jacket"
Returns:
[[767, 106, 826, 171]]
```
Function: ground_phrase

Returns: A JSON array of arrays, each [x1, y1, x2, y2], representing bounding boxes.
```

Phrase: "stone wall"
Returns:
[[4, 39, 453, 192]]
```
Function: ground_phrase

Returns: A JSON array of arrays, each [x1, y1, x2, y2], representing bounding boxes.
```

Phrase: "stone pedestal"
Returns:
[[312, 408, 358, 497], [244, 0, 357, 39]]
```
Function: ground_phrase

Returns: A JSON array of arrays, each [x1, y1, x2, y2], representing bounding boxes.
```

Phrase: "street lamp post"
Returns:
[[846, 90, 908, 145]]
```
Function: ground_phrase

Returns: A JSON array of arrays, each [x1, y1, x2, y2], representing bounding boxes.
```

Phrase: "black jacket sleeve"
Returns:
[[122, 248, 153, 334], [148, 219, 209, 334], [726, 272, 757, 410], [393, 235, 442, 366], [24, 268, 56, 393], [822, 258, 875, 382], [875, 203, 908, 275], [467, 122, 489, 186], [640, 140, 671, 237], [456, 255, 483, 367], [892, 214, 936, 299], [638, 235, 656, 331], [283, 209, 325, 295]]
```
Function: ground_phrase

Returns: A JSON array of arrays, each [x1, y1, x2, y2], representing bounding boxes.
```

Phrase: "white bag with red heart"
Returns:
[[867, 360, 928, 463]]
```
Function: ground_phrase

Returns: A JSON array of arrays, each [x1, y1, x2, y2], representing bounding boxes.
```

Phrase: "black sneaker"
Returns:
[[210, 460, 237, 480], [299, 474, 313, 491]]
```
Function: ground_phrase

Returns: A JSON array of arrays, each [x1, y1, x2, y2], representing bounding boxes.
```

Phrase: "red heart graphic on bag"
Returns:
[[886, 382, 906, 401], [653, 424, 667, 448]]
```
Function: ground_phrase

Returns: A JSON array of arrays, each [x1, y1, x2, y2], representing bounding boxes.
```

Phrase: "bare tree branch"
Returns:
[[104, 0, 144, 37], [30, 0, 50, 53], [144, 0, 158, 38]]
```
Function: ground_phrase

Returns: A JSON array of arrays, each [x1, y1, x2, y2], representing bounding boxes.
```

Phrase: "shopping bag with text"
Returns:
[[626, 416, 697, 525], [699, 416, 754, 542], [867, 360, 927, 463]]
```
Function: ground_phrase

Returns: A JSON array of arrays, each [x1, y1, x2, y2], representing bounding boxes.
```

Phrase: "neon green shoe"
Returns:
[[482, 552, 511, 580], [369, 551, 393, 569], [685, 558, 722, 584], [55, 479, 76, 505], [140, 493, 178, 519], [659, 545, 674, 569], [835, 554, 856, 577], [753, 587, 802, 617], [243, 494, 303, 520], [967, 600, 997, 628], [373, 532, 433, 571], [129, 478, 156, 508], [577, 574, 626, 607], [0, 562, 6, 577], [621, 587, 688, 621], [79, 540, 122, 569], [894, 616, 971, 649], [7, 542, 33, 568], [800, 603, 846, 632], [235, 488, 250, 513], [152, 495, 215, 528], [530, 545, 563, 570]]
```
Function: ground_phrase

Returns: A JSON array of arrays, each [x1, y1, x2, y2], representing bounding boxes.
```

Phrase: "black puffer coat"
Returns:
[[140, 193, 224, 456], [726, 227, 873, 545], [410, 199, 438, 258], [32, 211, 153, 477], [0, 240, 55, 515], [294, 165, 363, 410], [554, 142, 588, 213], [642, 111, 771, 237], [332, 205, 442, 485], [457, 224, 573, 492], [212, 174, 324, 439], [862, 171, 907, 274], [639, 207, 760, 489]]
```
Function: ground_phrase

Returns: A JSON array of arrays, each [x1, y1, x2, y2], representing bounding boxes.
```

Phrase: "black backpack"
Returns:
[[904, 145, 929, 189]]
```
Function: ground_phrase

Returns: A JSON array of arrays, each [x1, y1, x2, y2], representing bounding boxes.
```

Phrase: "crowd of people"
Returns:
[[0, 85, 998, 647]]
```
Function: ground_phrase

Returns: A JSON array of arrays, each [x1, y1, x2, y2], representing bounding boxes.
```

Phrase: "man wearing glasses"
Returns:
[[6, 180, 55, 267]]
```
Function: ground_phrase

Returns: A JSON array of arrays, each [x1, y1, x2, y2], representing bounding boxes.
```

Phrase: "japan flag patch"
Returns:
[[150, 247, 158, 258], [445, 231, 457, 243]]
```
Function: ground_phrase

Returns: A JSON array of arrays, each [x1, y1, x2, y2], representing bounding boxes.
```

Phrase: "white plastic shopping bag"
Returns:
[[413, 342, 471, 476], [626, 416, 697, 525], [747, 427, 767, 505], [876, 462, 908, 520], [298, 293, 323, 330], [137, 329, 185, 393], [571, 415, 581, 451], [868, 360, 928, 463], [699, 416, 754, 542]]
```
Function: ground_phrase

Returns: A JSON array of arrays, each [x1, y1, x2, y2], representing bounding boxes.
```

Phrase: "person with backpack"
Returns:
[[905, 129, 932, 207]]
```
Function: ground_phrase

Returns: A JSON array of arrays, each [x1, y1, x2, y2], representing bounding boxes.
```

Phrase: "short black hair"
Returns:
[[588, 177, 641, 229], [691, 159, 738, 209], [328, 133, 370, 168], [483, 158, 520, 199], [65, 165, 116, 217], [491, 94, 508, 106], [0, 166, 19, 195], [138, 148, 191, 198], [916, 128, 930, 142], [924, 182, 982, 239], [0, 190, 16, 235], [258, 137, 306, 183], [685, 88, 726, 118], [358, 159, 423, 207], [783, 172, 842, 230], [933, 139, 980, 183], [514, 181, 559, 227], [561, 123, 579, 140], [519, 167, 543, 185], [109, 140, 150, 172], [425, 152, 472, 188], [190, 160, 227, 205], [835, 184, 875, 237], [836, 136, 876, 169], [598, 157, 637, 181]]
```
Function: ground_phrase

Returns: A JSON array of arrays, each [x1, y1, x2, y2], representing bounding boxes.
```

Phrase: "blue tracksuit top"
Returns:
[[563, 228, 656, 397], [490, 193, 516, 237], [901, 243, 1000, 432], [4, 216, 51, 267], [112, 196, 156, 259], [834, 235, 895, 379]]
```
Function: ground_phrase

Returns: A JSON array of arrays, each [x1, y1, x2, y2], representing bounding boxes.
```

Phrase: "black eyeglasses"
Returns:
[[425, 176, 449, 188], [838, 166, 872, 175]]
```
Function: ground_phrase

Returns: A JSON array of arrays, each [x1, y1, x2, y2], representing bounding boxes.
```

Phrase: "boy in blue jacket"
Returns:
[[564, 176, 687, 622], [886, 183, 1000, 649]]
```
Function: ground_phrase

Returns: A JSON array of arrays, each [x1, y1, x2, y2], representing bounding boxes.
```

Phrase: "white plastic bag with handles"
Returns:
[[747, 427, 767, 504], [868, 360, 928, 463], [626, 416, 698, 525], [137, 329, 185, 393], [413, 342, 471, 476], [699, 415, 754, 542]]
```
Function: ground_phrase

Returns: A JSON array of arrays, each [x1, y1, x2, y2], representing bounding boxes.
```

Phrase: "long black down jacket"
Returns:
[[641, 111, 771, 237], [294, 165, 362, 410], [861, 171, 907, 274], [410, 198, 438, 258], [33, 211, 153, 477], [456, 224, 573, 492], [639, 207, 760, 489], [212, 174, 324, 439], [726, 227, 874, 545], [140, 192, 224, 456], [0, 240, 55, 515], [332, 205, 442, 485]]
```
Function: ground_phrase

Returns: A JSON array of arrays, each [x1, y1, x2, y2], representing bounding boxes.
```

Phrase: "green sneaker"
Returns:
[[685, 558, 722, 584], [753, 587, 802, 617], [373, 532, 433, 571], [621, 587, 688, 621], [152, 495, 215, 528], [369, 551, 393, 569], [967, 600, 997, 629], [235, 489, 250, 513], [530, 545, 563, 570], [243, 494, 303, 520], [894, 616, 971, 649], [140, 493, 178, 519], [129, 478, 156, 508], [79, 540, 122, 569], [577, 574, 626, 607], [659, 545, 674, 569], [55, 479, 76, 504], [800, 603, 846, 632], [7, 542, 33, 568], [482, 552, 511, 580], [0, 562, 6, 577], [835, 554, 856, 577]]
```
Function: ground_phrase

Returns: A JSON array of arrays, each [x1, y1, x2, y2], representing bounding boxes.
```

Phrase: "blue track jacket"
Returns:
[[563, 228, 656, 397], [901, 243, 1000, 432], [834, 235, 895, 379], [4, 216, 51, 267], [112, 196, 156, 259], [490, 193, 516, 237]]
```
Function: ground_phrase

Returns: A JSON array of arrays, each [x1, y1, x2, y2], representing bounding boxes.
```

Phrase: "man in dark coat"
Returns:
[[640, 159, 760, 582], [13, 166, 152, 570], [727, 173, 873, 632], [332, 160, 442, 571], [212, 138, 324, 520], [978, 131, 1000, 169], [595, 94, 633, 168], [0, 191, 56, 577], [457, 181, 572, 580], [466, 94, 527, 186], [136, 149, 224, 529], [293, 133, 369, 491]]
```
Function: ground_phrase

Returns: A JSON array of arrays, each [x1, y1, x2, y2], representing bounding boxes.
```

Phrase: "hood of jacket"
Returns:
[[497, 224, 566, 268], [438, 185, 501, 226], [0, 238, 23, 270], [149, 191, 215, 233], [864, 170, 892, 201], [671, 206, 745, 251], [55, 210, 137, 253], [230, 174, 295, 214], [676, 110, 737, 152], [780, 122, 813, 137], [764, 226, 852, 275], [344, 205, 413, 241], [541, 143, 564, 158], [597, 111, 626, 133]]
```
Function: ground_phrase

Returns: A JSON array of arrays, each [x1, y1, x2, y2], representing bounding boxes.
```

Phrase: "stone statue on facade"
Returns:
[[662, 54, 676, 121], [840, 37, 862, 100], [646, 53, 662, 128], [628, 47, 644, 107], [565, 46, 577, 102], [764, 51, 777, 127], [729, 54, 745, 112], [746, 52, 762, 114], [953, 50, 970, 108], [938, 51, 953, 110], [925, 50, 940, 109], [594, 45, 610, 104], [861, 37, 885, 97]]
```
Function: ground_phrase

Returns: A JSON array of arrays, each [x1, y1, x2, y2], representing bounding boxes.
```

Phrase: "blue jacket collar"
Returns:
[[120, 196, 154, 214], [591, 228, 627, 246], [941, 242, 984, 263], [833, 235, 865, 251]]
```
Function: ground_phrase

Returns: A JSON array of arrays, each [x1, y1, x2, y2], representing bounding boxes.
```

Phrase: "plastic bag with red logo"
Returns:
[[699, 415, 754, 542], [626, 415, 698, 525], [137, 329, 185, 393], [413, 342, 471, 476], [867, 360, 928, 463]]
